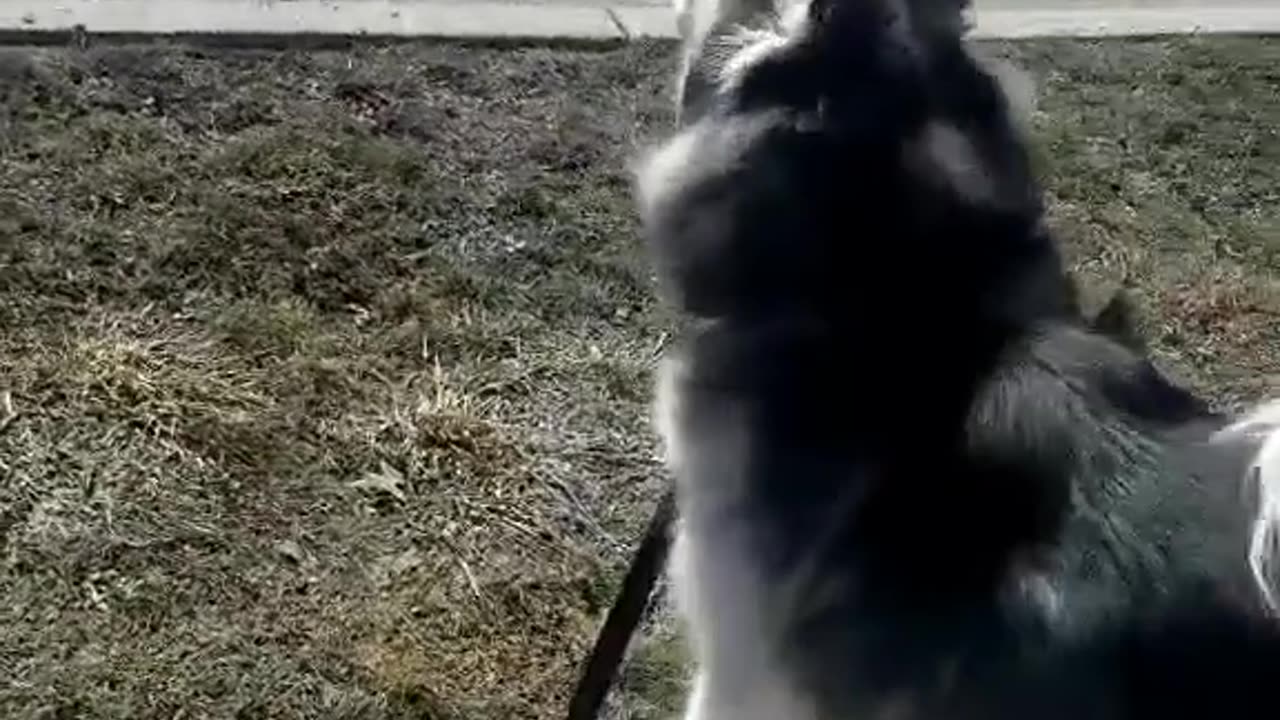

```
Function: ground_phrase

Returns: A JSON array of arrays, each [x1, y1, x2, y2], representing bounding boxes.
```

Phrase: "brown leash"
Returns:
[[566, 487, 678, 720]]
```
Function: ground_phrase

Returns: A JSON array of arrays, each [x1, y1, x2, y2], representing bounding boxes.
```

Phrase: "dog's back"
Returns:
[[643, 0, 1280, 717]]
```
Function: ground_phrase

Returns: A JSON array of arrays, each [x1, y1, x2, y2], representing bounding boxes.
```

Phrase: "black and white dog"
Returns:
[[638, 0, 1280, 718]]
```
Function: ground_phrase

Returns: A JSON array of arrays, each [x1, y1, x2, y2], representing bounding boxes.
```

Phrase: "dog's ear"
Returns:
[[1090, 289, 1148, 353], [905, 0, 972, 41], [817, 0, 969, 51], [973, 54, 1038, 131], [674, 0, 782, 127]]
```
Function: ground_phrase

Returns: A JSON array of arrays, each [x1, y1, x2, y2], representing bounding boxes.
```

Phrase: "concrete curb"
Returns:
[[1, 1, 1279, 44], [972, 7, 1280, 38]]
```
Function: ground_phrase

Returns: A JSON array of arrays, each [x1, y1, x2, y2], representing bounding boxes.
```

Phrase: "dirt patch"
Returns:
[[0, 35, 1276, 720]]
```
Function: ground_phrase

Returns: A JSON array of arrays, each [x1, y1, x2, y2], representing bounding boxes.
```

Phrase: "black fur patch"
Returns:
[[646, 0, 1278, 716]]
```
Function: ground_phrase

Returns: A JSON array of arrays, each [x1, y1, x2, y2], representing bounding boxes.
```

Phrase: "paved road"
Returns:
[[2, 0, 1278, 41]]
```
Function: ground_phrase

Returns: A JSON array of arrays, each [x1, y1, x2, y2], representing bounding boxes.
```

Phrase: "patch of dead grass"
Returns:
[[0, 35, 1276, 720]]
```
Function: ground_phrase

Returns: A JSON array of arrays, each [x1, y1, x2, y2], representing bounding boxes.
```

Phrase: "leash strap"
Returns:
[[567, 488, 678, 720]]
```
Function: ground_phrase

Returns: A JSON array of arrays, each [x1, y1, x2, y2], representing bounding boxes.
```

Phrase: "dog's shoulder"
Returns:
[[968, 323, 1263, 624], [1032, 322, 1216, 429]]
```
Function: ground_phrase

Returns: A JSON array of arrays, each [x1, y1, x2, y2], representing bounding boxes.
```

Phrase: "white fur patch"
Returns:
[[653, 355, 688, 471], [679, 0, 786, 61], [672, 527, 819, 720], [633, 110, 781, 225], [718, 26, 790, 92], [910, 120, 997, 206], [985, 58, 1039, 128], [675, 0, 695, 41], [717, 0, 812, 85], [1213, 399, 1280, 615], [1016, 571, 1065, 626], [656, 357, 818, 720], [633, 123, 714, 223]]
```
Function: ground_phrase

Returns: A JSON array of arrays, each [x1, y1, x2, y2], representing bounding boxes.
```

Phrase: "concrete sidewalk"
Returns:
[[1, 0, 1278, 42]]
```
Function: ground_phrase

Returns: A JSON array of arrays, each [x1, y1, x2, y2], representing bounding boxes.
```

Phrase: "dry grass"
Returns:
[[0, 35, 1276, 720]]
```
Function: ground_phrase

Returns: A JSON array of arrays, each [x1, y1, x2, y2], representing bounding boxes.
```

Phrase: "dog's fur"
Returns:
[[639, 0, 1280, 718]]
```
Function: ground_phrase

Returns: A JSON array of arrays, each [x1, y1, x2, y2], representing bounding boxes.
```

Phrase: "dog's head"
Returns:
[[675, 0, 974, 124], [639, 0, 1066, 328]]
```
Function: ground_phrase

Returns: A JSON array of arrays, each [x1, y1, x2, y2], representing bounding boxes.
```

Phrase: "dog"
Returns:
[[636, 0, 1280, 718]]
